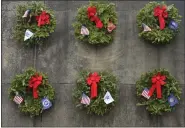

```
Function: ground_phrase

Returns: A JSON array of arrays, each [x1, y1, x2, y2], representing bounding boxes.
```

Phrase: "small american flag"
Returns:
[[13, 95, 23, 104], [142, 88, 150, 99], [81, 93, 90, 105]]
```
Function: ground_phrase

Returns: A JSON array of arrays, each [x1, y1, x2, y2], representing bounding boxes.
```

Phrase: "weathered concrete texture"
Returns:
[[68, 1, 90, 11], [45, 1, 68, 11], [1, 10, 34, 84], [116, 1, 149, 11], [1, 84, 33, 127], [35, 10, 96, 84], [1, 3, 35, 126], [1, 0, 185, 127], [2, 1, 44, 11], [96, 10, 159, 84]]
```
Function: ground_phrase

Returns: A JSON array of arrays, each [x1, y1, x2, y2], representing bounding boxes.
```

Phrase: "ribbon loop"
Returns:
[[86, 72, 101, 99], [29, 74, 42, 99], [154, 5, 168, 30], [36, 11, 50, 27], [87, 6, 103, 29], [148, 73, 166, 98]]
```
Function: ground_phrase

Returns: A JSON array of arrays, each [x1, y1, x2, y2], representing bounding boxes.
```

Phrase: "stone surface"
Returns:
[[44, 1, 68, 11], [159, 37, 185, 84], [96, 10, 158, 84], [2, 1, 44, 11], [68, 1, 90, 11], [1, 84, 33, 127], [35, 11, 97, 83], [116, 1, 149, 11], [1, 0, 185, 127], [2, 10, 34, 84]]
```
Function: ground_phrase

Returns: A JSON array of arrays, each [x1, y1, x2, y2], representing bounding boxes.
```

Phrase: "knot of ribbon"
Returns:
[[154, 5, 168, 30], [29, 74, 43, 99], [86, 72, 101, 99], [36, 11, 50, 27], [87, 6, 103, 29], [148, 73, 166, 98]]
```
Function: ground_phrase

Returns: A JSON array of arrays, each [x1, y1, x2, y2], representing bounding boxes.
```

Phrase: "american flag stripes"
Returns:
[[81, 93, 90, 105], [80, 26, 89, 36], [142, 88, 150, 99], [13, 95, 23, 104]]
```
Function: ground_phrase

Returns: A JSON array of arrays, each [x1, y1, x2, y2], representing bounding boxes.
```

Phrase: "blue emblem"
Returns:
[[105, 95, 110, 100], [169, 20, 178, 30], [42, 98, 52, 110], [168, 93, 178, 107]]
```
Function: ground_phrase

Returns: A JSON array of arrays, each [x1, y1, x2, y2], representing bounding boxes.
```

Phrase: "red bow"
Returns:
[[86, 72, 101, 98], [154, 5, 168, 30], [29, 74, 42, 99], [87, 6, 103, 29], [148, 73, 166, 98], [36, 11, 50, 27]]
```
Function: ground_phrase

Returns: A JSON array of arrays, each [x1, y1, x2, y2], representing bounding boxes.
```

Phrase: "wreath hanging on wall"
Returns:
[[73, 1, 118, 45], [136, 1, 182, 44], [9, 68, 55, 117], [136, 69, 181, 115], [72, 70, 118, 115], [14, 2, 56, 46]]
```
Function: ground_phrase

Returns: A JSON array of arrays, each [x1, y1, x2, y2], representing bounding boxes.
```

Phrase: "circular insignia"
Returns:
[[169, 98, 174, 103], [42, 99, 50, 107]]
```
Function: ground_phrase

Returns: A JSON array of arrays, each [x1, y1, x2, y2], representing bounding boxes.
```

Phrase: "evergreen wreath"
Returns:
[[73, 1, 118, 45], [72, 70, 118, 115], [14, 2, 56, 46], [9, 68, 55, 117], [136, 1, 182, 44], [136, 69, 181, 115]]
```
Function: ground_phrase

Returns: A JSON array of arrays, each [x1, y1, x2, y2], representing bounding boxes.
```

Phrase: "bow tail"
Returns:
[[159, 15, 165, 30], [91, 83, 97, 99], [38, 17, 42, 27], [156, 84, 162, 98], [33, 88, 39, 99], [148, 84, 156, 97]]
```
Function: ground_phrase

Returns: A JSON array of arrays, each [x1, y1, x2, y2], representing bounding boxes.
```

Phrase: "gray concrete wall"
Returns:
[[2, 1, 185, 127]]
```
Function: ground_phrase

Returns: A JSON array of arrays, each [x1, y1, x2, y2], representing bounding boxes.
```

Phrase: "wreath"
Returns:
[[136, 69, 182, 115], [73, 1, 118, 45], [72, 70, 118, 115], [14, 2, 56, 46], [8, 68, 55, 117], [136, 1, 182, 44]]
